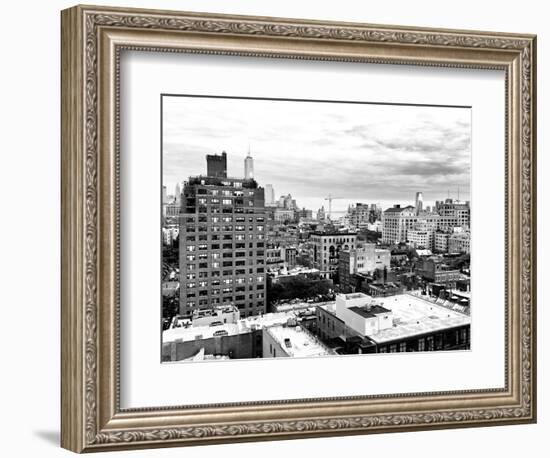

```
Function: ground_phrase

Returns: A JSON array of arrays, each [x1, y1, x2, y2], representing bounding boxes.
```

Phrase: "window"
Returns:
[[399, 342, 407, 352], [222, 199, 232, 205], [186, 301, 195, 308], [199, 281, 207, 288], [185, 273, 195, 280], [427, 336, 435, 351], [186, 254, 195, 261]]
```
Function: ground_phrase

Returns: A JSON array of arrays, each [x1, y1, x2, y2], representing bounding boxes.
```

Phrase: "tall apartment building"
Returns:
[[178, 157, 267, 318], [310, 232, 357, 279]]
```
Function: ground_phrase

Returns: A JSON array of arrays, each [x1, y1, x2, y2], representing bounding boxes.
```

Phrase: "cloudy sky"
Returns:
[[162, 95, 471, 213]]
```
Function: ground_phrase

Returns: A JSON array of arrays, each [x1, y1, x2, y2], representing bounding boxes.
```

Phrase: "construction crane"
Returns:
[[324, 194, 343, 220]]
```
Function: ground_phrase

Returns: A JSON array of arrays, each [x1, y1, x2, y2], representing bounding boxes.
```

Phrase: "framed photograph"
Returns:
[[61, 4, 537, 453]]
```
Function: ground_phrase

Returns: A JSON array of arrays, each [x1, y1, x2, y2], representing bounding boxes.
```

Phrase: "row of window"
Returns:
[[184, 251, 265, 261], [184, 300, 264, 310], [196, 187, 255, 196], [185, 267, 264, 280], [186, 216, 265, 223], [185, 225, 265, 233], [185, 234, 265, 242], [186, 277, 264, 288], [185, 290, 265, 300], [186, 242, 265, 251], [378, 329, 469, 353]]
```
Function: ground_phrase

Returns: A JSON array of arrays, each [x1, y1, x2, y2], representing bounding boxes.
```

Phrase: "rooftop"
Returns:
[[310, 231, 358, 236], [187, 175, 259, 189], [163, 310, 299, 344], [266, 325, 334, 358], [384, 205, 415, 214], [365, 294, 470, 344], [349, 304, 391, 318], [321, 293, 470, 344], [192, 305, 238, 318]]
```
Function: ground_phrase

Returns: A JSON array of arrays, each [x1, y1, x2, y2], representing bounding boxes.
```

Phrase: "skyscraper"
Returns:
[[179, 153, 267, 318], [265, 184, 275, 206], [206, 151, 227, 178], [415, 192, 424, 214], [244, 151, 254, 179], [175, 183, 181, 204]]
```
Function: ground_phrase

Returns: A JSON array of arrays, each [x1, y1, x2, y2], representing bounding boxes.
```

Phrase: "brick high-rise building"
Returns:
[[179, 156, 267, 318]]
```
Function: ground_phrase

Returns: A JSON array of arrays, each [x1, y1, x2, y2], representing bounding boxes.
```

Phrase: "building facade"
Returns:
[[178, 170, 267, 318], [310, 232, 357, 279], [449, 231, 471, 254], [206, 151, 227, 178], [381, 205, 418, 244]]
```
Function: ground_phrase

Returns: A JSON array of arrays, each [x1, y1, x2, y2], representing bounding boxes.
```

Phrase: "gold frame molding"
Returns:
[[61, 4, 537, 453]]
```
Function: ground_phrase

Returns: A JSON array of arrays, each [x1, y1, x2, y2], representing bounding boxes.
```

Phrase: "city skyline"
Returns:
[[163, 95, 471, 214]]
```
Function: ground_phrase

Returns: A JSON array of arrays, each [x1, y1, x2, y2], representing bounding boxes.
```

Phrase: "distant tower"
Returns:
[[175, 183, 181, 203], [415, 192, 424, 214], [162, 185, 168, 204], [206, 151, 227, 178], [265, 184, 275, 206], [244, 147, 254, 179]]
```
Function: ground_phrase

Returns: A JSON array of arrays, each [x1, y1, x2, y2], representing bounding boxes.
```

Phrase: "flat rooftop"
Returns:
[[163, 310, 298, 344], [365, 294, 470, 344], [320, 294, 470, 344], [266, 325, 333, 358], [349, 304, 391, 318]]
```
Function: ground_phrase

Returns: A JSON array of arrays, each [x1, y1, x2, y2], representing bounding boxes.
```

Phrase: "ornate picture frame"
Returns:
[[61, 4, 536, 453]]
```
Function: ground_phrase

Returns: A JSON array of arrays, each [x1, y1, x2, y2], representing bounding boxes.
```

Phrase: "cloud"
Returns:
[[162, 95, 471, 208]]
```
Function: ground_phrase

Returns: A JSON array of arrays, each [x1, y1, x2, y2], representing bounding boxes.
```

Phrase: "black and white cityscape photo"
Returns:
[[161, 95, 472, 363]]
